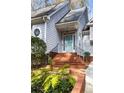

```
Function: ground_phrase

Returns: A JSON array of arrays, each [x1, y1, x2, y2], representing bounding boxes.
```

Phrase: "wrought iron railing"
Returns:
[[50, 43, 59, 53], [75, 45, 84, 56]]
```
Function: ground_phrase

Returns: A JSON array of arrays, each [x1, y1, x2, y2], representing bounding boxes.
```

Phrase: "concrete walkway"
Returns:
[[85, 76, 93, 93], [84, 62, 93, 93]]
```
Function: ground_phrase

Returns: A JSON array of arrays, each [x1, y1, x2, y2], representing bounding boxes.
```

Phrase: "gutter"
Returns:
[[56, 21, 78, 26], [43, 16, 49, 43], [56, 21, 79, 31], [32, 2, 69, 24], [44, 22, 47, 43]]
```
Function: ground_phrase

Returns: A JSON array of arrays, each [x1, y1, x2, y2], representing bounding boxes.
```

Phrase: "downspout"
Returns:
[[44, 22, 47, 43], [43, 16, 50, 43], [43, 16, 50, 53]]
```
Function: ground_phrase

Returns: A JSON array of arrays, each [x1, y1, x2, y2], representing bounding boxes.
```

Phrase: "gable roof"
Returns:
[[58, 7, 86, 23], [83, 17, 93, 31], [31, 2, 66, 18]]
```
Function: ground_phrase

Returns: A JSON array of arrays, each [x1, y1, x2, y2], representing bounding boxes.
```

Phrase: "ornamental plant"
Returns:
[[31, 36, 47, 67], [31, 65, 76, 93], [31, 68, 50, 93], [47, 56, 53, 71], [83, 51, 90, 62], [42, 66, 76, 93]]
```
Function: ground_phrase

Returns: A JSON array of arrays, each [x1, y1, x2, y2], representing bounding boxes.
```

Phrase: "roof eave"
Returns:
[[31, 17, 45, 25], [56, 21, 79, 31]]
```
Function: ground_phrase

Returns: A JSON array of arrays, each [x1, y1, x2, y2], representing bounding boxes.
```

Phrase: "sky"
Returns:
[[87, 0, 93, 19]]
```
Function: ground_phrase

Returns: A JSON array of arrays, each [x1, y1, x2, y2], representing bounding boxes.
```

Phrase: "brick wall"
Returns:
[[69, 68, 86, 93]]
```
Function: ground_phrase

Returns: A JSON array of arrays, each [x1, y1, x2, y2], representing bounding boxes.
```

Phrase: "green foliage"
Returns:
[[48, 56, 52, 65], [31, 36, 47, 66], [31, 36, 46, 57], [31, 65, 76, 93], [42, 66, 76, 93], [83, 51, 90, 57], [47, 56, 53, 71], [31, 68, 50, 93], [83, 51, 91, 63]]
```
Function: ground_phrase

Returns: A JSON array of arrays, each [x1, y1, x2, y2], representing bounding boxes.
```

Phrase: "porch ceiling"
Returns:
[[55, 21, 79, 32]]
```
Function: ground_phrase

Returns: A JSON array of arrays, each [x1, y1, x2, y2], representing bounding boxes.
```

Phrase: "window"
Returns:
[[34, 29, 40, 37]]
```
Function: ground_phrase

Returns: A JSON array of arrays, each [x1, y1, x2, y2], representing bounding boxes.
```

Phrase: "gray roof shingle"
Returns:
[[58, 7, 86, 23], [31, 2, 65, 18]]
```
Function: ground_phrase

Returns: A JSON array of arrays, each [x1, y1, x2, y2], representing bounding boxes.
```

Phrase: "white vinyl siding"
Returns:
[[46, 3, 70, 53], [76, 8, 88, 55], [90, 27, 93, 40], [31, 24, 45, 41]]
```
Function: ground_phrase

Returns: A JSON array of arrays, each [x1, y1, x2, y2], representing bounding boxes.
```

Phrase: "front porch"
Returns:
[[55, 20, 80, 54], [60, 31, 76, 53]]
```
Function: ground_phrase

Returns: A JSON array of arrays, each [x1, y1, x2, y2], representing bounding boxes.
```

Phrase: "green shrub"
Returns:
[[48, 56, 52, 65], [83, 51, 91, 63], [31, 36, 47, 67], [83, 51, 90, 57], [31, 68, 50, 93], [42, 66, 76, 93], [31, 66, 76, 93]]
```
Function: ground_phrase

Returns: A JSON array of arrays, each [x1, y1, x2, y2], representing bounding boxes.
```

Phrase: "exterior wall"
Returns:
[[90, 26, 93, 40], [70, 68, 86, 93], [82, 26, 93, 56], [82, 35, 90, 52], [76, 8, 88, 55], [90, 26, 93, 56], [31, 23, 45, 40], [46, 3, 70, 53]]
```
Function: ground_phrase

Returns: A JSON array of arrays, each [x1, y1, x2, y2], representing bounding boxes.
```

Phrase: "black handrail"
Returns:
[[75, 45, 84, 55], [50, 43, 59, 52]]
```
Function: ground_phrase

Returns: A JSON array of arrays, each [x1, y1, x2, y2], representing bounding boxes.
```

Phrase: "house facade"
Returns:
[[55, 7, 88, 56], [32, 1, 70, 53], [82, 18, 93, 56], [31, 1, 89, 56]]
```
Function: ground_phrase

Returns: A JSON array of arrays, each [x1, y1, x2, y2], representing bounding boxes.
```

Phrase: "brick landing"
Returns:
[[51, 52, 86, 69]]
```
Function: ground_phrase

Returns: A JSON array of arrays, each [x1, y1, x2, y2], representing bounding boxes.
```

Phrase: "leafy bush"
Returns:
[[47, 56, 53, 71], [83, 51, 90, 57], [31, 66, 76, 93], [42, 67, 75, 93], [48, 56, 52, 65], [31, 36, 47, 67], [31, 68, 50, 93], [83, 51, 91, 63]]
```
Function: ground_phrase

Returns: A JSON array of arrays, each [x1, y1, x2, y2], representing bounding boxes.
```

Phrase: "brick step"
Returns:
[[53, 63, 85, 66], [53, 63, 85, 65], [53, 59, 83, 61], [53, 61, 83, 63], [53, 58, 83, 61], [53, 64, 86, 69], [53, 61, 84, 63], [54, 64, 84, 66], [51, 52, 85, 69], [53, 60, 84, 63], [54, 62, 84, 65]]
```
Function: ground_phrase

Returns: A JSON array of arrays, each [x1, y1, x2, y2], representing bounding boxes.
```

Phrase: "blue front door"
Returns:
[[63, 34, 74, 52]]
